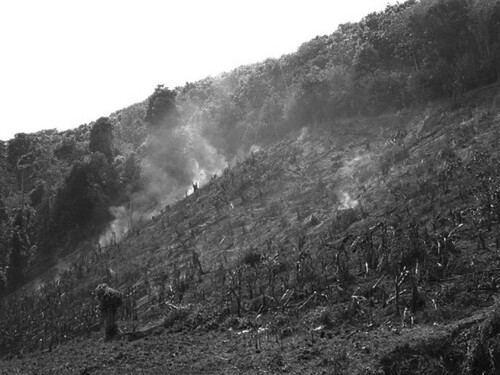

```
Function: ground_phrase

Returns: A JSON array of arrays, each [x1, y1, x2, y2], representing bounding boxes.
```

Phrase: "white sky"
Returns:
[[0, 0, 397, 141]]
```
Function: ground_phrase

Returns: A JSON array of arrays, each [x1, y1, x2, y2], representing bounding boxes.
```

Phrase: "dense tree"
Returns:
[[29, 182, 45, 208], [144, 85, 179, 129], [52, 152, 116, 240], [6, 133, 32, 170], [122, 152, 140, 187], [0, 141, 5, 165], [89, 117, 114, 163], [5, 209, 36, 291], [54, 136, 78, 162]]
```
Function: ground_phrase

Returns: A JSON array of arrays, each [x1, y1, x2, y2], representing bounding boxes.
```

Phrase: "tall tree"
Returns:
[[5, 210, 32, 291], [52, 152, 116, 241], [89, 117, 114, 163], [6, 133, 32, 171], [145, 85, 179, 129]]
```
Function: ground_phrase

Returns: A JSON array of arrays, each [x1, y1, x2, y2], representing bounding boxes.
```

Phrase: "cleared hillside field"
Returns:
[[2, 84, 500, 374]]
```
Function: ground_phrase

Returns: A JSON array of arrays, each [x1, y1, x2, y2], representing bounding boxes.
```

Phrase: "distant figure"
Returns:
[[193, 182, 198, 194], [111, 231, 117, 246], [402, 307, 414, 327]]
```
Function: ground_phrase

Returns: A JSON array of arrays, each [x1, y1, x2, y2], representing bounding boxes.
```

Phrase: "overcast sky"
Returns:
[[0, 0, 397, 141]]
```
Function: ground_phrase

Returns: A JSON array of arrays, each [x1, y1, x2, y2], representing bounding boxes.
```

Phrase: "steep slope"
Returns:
[[1, 83, 500, 374], [2, 0, 499, 301]]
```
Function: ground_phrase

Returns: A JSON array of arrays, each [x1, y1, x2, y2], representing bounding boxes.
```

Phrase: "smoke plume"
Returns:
[[99, 121, 227, 246], [338, 192, 359, 210]]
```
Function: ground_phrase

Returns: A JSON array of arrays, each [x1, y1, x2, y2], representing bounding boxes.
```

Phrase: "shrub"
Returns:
[[95, 283, 123, 341]]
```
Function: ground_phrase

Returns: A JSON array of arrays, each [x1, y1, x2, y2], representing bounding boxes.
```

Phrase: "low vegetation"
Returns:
[[0, 0, 500, 373]]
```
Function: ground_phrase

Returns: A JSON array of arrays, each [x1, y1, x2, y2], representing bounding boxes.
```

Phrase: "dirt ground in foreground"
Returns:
[[3, 305, 490, 375]]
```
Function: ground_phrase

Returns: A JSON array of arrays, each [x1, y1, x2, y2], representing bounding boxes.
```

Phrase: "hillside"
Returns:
[[1, 83, 500, 374], [1, 0, 500, 373], [1, 0, 499, 294]]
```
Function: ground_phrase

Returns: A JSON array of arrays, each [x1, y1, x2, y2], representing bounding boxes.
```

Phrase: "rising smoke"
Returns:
[[338, 191, 359, 210], [99, 118, 227, 246]]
